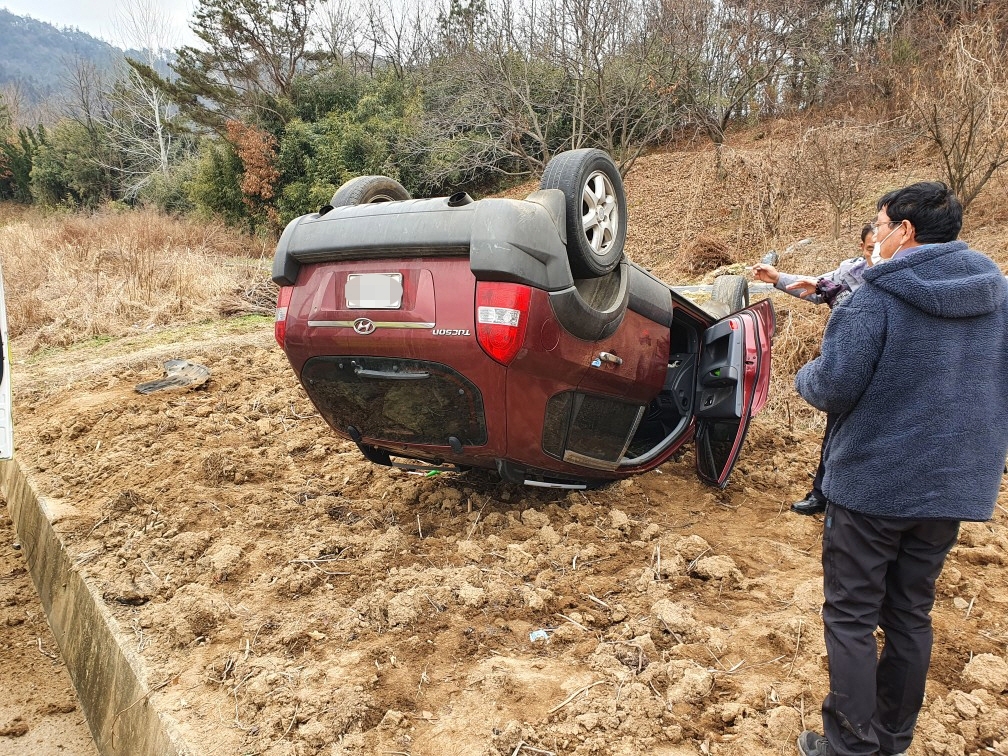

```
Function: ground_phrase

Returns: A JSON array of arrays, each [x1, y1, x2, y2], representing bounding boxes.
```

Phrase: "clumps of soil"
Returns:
[[9, 332, 1008, 756], [917, 687, 1008, 755], [651, 599, 697, 641], [0, 717, 29, 737], [154, 583, 233, 647], [962, 653, 1008, 693]]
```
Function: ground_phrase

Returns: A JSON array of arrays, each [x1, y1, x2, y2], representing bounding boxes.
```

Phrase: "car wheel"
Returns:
[[540, 149, 626, 279], [711, 274, 750, 314], [330, 175, 411, 206]]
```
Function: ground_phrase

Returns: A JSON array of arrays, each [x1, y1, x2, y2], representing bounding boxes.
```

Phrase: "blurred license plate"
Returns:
[[346, 273, 403, 309]]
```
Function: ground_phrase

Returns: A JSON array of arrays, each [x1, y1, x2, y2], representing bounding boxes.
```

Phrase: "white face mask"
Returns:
[[871, 224, 902, 266]]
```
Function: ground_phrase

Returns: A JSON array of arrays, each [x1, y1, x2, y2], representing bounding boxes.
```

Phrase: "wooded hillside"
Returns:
[[1, 0, 1006, 244], [0, 10, 123, 110]]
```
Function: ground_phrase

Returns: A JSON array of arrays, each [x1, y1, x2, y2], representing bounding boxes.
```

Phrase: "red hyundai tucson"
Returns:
[[273, 149, 775, 489]]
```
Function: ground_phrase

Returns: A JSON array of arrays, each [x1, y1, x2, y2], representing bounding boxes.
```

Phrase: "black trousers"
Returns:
[[821, 503, 960, 756]]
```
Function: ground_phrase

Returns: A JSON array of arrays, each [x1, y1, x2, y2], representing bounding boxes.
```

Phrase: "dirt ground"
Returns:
[[3, 315, 1007, 756], [0, 506, 97, 755]]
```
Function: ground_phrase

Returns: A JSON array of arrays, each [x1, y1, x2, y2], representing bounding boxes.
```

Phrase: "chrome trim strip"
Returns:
[[524, 479, 588, 490], [307, 320, 436, 329]]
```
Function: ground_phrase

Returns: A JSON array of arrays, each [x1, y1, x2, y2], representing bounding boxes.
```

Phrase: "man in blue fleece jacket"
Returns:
[[793, 181, 1008, 756]]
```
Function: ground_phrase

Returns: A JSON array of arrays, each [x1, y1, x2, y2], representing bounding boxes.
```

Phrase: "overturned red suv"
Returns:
[[272, 149, 774, 489]]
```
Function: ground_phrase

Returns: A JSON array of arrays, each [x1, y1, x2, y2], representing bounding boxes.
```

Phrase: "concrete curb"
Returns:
[[2, 458, 192, 756]]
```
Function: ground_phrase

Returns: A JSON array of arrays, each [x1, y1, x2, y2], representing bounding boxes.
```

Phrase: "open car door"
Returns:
[[0, 261, 11, 460], [694, 299, 774, 487]]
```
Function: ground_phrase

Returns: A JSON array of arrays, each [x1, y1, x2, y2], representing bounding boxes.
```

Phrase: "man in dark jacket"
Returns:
[[793, 181, 1008, 756]]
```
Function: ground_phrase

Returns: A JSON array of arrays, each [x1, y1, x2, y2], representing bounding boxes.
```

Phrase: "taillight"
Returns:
[[475, 282, 531, 366], [275, 286, 293, 348]]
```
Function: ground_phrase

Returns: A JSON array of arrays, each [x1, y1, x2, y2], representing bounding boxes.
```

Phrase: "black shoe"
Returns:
[[790, 492, 826, 516], [797, 731, 836, 756]]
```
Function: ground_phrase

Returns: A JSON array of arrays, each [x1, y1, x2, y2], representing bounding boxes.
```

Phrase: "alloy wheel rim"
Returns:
[[580, 171, 619, 257]]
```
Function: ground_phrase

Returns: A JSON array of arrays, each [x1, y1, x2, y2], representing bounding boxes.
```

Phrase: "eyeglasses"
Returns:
[[870, 220, 900, 234]]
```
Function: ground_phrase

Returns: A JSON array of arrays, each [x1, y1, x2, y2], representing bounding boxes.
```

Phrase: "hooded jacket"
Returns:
[[795, 240, 1008, 521]]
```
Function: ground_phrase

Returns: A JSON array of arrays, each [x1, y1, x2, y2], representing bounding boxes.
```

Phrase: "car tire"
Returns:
[[711, 274, 750, 314], [330, 175, 411, 206], [540, 149, 626, 279]]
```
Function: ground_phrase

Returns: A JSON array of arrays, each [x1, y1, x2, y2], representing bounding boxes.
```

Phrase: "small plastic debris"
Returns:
[[529, 629, 549, 642], [11, 541, 21, 550]]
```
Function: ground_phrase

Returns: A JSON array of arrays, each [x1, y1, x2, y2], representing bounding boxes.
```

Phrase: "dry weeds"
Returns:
[[0, 207, 271, 354]]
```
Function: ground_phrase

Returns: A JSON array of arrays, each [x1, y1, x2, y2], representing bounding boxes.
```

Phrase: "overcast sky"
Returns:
[[2, 0, 197, 47]]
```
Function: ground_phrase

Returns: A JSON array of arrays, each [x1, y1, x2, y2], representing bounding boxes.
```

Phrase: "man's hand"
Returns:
[[750, 263, 780, 284], [785, 278, 818, 297]]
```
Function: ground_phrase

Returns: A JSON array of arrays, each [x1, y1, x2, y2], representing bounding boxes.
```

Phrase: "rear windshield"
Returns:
[[301, 356, 487, 446]]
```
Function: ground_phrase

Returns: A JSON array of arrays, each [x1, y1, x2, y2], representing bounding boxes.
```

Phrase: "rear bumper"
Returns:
[[273, 191, 575, 292]]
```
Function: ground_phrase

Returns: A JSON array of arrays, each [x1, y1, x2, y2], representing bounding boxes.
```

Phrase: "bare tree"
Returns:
[[403, 0, 568, 188], [801, 122, 874, 237], [104, 0, 183, 199], [58, 56, 115, 153], [670, 0, 794, 147], [360, 0, 437, 79], [46, 56, 121, 204], [112, 0, 180, 57], [912, 15, 1008, 209], [820, 0, 893, 72], [0, 80, 57, 130], [316, 0, 369, 75], [411, 0, 684, 188], [101, 65, 186, 200], [545, 0, 683, 169]]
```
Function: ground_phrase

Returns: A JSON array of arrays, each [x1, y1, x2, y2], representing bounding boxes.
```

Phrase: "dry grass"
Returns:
[[0, 207, 273, 354], [0, 203, 35, 227], [678, 234, 736, 275]]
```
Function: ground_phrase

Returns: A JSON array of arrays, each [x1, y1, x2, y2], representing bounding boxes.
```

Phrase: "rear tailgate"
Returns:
[[283, 256, 508, 458]]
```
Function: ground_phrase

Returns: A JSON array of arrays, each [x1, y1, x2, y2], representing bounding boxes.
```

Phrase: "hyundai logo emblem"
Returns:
[[353, 318, 376, 335]]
